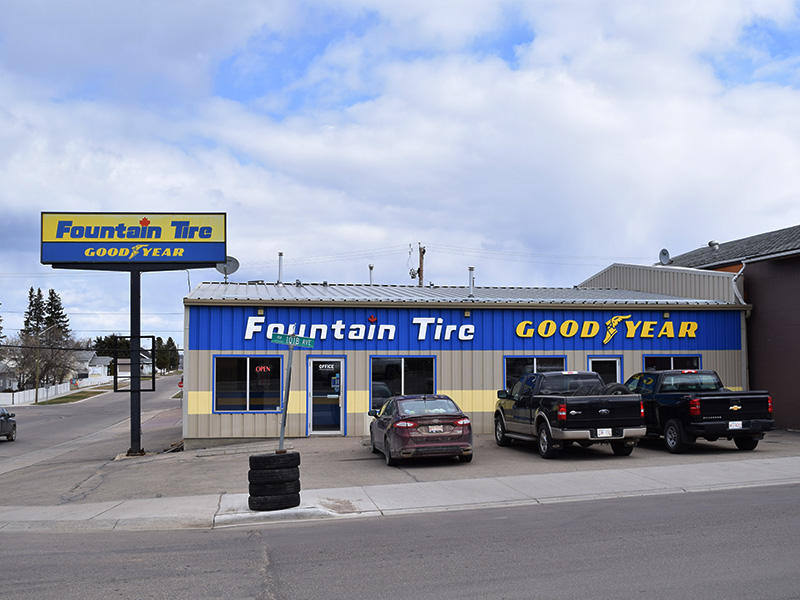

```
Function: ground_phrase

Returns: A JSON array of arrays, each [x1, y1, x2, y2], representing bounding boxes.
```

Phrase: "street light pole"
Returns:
[[35, 324, 58, 404]]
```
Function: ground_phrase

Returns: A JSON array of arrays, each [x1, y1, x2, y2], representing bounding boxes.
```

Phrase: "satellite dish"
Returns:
[[658, 249, 671, 266], [215, 256, 240, 283]]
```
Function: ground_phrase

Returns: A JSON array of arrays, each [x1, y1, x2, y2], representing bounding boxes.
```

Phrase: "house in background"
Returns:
[[668, 224, 800, 430]]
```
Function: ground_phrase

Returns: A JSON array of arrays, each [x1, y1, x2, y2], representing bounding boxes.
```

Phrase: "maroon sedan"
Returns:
[[368, 394, 473, 465]]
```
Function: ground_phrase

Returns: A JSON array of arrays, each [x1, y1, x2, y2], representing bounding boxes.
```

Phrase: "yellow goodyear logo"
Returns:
[[515, 315, 698, 343]]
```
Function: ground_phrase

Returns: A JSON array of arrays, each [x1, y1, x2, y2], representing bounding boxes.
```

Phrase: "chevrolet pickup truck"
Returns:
[[494, 371, 645, 458], [624, 370, 774, 453]]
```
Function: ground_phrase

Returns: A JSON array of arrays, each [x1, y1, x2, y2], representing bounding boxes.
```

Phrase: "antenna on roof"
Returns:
[[658, 249, 671, 266], [215, 256, 240, 283], [708, 240, 720, 251]]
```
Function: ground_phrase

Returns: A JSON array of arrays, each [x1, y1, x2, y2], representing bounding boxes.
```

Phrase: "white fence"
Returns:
[[0, 383, 71, 406]]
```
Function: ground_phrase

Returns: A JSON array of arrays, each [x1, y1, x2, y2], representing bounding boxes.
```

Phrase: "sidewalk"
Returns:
[[2, 454, 799, 532]]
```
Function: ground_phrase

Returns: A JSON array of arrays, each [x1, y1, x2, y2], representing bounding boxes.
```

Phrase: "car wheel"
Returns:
[[370, 430, 380, 454], [494, 416, 511, 446], [249, 451, 301, 470], [610, 441, 633, 456], [664, 419, 688, 454], [537, 422, 560, 459], [734, 437, 759, 451], [7, 425, 16, 442], [248, 493, 301, 512], [458, 454, 473, 463], [384, 436, 398, 466], [248, 467, 300, 484]]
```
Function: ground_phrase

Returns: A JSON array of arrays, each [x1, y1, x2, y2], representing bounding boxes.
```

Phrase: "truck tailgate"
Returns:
[[694, 391, 772, 420], [561, 395, 643, 429]]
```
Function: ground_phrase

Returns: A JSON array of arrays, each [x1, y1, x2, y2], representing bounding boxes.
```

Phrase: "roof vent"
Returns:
[[295, 279, 302, 286], [708, 240, 720, 251]]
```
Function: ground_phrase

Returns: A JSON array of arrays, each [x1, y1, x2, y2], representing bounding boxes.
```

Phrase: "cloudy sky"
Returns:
[[1, 0, 799, 349]]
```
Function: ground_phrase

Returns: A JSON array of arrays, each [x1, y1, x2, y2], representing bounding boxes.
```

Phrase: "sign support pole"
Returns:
[[129, 268, 143, 456], [278, 343, 295, 451]]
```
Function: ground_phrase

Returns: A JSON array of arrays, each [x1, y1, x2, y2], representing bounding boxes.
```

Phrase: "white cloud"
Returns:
[[1, 0, 799, 346]]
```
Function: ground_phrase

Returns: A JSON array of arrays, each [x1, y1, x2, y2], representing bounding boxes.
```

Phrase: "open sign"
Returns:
[[255, 365, 271, 373]]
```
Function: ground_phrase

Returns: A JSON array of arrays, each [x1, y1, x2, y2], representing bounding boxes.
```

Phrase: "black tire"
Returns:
[[734, 437, 759, 451], [664, 419, 688, 454], [249, 480, 301, 496], [248, 467, 300, 484], [384, 436, 398, 466], [537, 422, 560, 459], [458, 454, 473, 463], [249, 451, 300, 470], [494, 416, 512, 446], [602, 383, 631, 395], [7, 426, 16, 442], [248, 493, 301, 511], [611, 441, 633, 456]]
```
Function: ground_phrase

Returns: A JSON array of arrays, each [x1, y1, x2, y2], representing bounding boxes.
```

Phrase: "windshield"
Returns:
[[539, 374, 602, 395], [661, 373, 723, 392], [397, 398, 460, 416]]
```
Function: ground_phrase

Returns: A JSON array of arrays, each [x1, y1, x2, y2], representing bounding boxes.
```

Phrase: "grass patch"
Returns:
[[39, 390, 108, 405]]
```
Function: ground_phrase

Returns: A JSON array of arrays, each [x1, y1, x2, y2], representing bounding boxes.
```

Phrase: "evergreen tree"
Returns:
[[22, 287, 46, 336], [44, 289, 70, 339], [165, 337, 180, 371]]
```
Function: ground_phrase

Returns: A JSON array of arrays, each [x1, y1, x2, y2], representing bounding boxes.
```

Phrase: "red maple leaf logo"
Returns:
[[368, 315, 377, 323], [139, 217, 151, 227]]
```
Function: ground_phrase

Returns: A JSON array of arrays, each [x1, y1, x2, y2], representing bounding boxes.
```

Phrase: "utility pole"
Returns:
[[417, 243, 426, 287]]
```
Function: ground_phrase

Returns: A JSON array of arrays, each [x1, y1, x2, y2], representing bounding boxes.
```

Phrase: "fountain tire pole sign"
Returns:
[[41, 212, 226, 455]]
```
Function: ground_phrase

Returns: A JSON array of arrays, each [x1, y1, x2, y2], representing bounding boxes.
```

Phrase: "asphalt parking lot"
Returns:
[[2, 403, 798, 508]]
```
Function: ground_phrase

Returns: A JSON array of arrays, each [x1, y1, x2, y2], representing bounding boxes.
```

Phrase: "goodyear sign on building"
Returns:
[[41, 213, 226, 265]]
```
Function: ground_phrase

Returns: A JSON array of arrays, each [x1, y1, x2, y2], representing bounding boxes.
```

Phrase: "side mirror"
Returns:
[[8, 413, 14, 418], [367, 409, 379, 418], [497, 390, 508, 399]]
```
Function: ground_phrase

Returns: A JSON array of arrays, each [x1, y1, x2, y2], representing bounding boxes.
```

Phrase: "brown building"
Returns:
[[669, 225, 800, 430]]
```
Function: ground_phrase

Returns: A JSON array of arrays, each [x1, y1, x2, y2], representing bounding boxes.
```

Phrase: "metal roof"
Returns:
[[670, 224, 800, 269], [185, 281, 739, 308]]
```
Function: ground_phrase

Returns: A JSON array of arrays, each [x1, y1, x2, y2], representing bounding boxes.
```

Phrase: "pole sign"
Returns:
[[271, 332, 315, 349], [41, 212, 226, 266]]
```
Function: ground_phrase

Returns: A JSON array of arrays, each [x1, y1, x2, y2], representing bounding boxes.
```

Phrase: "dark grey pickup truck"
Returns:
[[494, 371, 645, 458], [624, 369, 774, 453]]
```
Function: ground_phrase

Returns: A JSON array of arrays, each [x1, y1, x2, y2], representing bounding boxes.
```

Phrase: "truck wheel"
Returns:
[[537, 423, 560, 459], [494, 416, 512, 446], [602, 383, 630, 395], [611, 442, 633, 456], [734, 437, 759, 451], [664, 419, 688, 454]]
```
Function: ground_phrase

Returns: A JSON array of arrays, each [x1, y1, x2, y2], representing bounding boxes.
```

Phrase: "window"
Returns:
[[370, 357, 435, 409], [215, 356, 282, 412], [504, 357, 566, 389], [644, 356, 700, 371]]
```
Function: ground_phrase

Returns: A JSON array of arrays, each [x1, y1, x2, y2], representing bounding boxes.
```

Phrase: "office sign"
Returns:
[[41, 212, 226, 265]]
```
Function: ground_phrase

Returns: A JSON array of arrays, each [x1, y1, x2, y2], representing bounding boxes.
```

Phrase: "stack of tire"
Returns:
[[248, 451, 301, 511]]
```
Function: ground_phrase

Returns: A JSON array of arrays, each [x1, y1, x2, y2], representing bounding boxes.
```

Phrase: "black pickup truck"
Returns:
[[624, 370, 774, 453], [494, 371, 645, 458]]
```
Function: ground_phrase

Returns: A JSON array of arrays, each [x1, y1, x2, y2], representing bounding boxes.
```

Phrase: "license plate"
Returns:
[[729, 421, 742, 430], [428, 425, 444, 433], [597, 428, 612, 437]]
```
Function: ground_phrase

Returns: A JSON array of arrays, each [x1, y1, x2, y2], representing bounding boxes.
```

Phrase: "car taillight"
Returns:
[[557, 403, 567, 421], [394, 421, 417, 428], [454, 417, 471, 427], [689, 398, 701, 416], [640, 400, 645, 418], [768, 396, 773, 413]]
